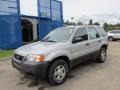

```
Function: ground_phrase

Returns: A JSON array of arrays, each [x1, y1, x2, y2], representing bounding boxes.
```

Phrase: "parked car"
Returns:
[[12, 25, 108, 85], [108, 30, 120, 41]]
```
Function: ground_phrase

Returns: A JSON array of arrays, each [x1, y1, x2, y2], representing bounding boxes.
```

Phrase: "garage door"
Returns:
[[0, 0, 22, 49]]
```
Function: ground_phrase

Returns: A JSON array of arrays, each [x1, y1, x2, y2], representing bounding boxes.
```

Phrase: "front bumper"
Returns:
[[12, 57, 50, 78]]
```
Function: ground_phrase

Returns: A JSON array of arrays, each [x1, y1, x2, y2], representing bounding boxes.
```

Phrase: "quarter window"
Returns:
[[88, 27, 100, 39], [97, 27, 107, 37]]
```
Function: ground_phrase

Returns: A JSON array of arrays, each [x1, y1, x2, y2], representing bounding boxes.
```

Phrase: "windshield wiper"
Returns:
[[46, 40, 56, 42], [41, 40, 56, 43]]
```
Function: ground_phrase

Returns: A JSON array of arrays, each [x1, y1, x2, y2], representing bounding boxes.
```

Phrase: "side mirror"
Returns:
[[72, 36, 83, 43]]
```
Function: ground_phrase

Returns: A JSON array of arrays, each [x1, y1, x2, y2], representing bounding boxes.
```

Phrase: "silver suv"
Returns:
[[108, 30, 120, 41], [12, 25, 108, 85]]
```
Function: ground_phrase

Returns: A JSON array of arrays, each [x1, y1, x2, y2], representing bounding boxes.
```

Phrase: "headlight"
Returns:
[[26, 54, 44, 62], [26, 55, 35, 61]]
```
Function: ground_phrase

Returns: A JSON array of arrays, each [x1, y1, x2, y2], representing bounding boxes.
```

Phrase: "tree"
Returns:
[[71, 17, 74, 20], [71, 22, 76, 26], [103, 23, 109, 31], [77, 21, 83, 25], [94, 22, 100, 26], [65, 20, 70, 25], [64, 20, 76, 26], [88, 19, 93, 25], [103, 23, 120, 31], [64, 20, 70, 26]]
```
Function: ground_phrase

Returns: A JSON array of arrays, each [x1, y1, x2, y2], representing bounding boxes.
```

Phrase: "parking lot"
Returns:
[[0, 42, 120, 90]]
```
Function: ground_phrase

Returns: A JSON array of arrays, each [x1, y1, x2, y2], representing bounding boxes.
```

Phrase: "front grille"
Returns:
[[14, 54, 24, 61]]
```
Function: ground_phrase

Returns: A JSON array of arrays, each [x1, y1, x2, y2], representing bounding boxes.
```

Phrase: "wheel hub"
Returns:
[[54, 65, 66, 81]]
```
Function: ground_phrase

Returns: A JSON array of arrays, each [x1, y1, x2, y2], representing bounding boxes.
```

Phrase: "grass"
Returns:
[[0, 50, 14, 59]]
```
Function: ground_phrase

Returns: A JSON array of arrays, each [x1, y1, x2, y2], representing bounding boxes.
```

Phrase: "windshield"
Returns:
[[42, 27, 74, 42]]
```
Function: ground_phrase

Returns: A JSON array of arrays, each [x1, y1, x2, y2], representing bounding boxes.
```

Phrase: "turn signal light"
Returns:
[[35, 55, 44, 62]]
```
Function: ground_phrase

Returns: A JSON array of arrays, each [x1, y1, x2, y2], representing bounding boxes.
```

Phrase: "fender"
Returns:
[[45, 50, 72, 62]]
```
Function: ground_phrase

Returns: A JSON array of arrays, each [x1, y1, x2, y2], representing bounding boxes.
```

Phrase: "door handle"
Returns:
[[85, 43, 90, 46], [98, 40, 101, 43]]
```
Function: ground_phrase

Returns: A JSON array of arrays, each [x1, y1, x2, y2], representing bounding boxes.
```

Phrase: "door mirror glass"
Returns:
[[72, 36, 83, 43]]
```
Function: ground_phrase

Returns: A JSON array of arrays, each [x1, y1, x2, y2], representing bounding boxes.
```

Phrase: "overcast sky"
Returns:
[[20, 0, 120, 20], [62, 0, 120, 20]]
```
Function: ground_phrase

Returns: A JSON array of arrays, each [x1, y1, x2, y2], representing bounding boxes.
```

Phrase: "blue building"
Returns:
[[0, 0, 63, 49]]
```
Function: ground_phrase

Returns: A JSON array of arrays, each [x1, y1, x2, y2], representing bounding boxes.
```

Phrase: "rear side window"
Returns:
[[110, 31, 120, 34], [97, 27, 107, 37], [88, 27, 100, 39]]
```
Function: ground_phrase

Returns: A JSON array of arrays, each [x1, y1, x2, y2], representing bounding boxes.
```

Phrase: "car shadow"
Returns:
[[16, 59, 104, 90], [110, 40, 120, 42], [17, 73, 50, 90]]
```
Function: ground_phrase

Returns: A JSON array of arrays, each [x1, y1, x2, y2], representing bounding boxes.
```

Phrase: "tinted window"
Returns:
[[97, 27, 107, 37], [74, 28, 88, 41], [110, 31, 120, 33], [110, 31, 116, 33], [88, 27, 100, 39]]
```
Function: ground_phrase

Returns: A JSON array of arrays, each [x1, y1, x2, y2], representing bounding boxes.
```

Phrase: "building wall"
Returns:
[[0, 0, 22, 49], [0, 0, 63, 49]]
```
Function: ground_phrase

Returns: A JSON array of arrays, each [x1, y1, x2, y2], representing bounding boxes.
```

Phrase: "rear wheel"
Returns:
[[108, 37, 113, 41], [97, 48, 107, 63], [48, 60, 69, 85]]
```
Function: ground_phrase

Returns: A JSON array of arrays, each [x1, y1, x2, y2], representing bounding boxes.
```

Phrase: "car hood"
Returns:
[[15, 41, 63, 56]]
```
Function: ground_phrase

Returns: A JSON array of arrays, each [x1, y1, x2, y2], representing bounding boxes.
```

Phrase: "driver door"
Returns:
[[71, 27, 91, 65]]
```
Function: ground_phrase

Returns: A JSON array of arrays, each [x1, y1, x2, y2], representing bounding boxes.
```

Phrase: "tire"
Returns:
[[48, 60, 69, 85], [108, 37, 113, 41], [97, 48, 107, 63]]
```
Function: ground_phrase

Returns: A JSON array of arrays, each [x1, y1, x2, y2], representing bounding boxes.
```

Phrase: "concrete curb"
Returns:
[[0, 57, 12, 61]]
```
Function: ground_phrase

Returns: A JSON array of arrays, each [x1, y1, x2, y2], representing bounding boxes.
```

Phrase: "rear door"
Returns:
[[87, 27, 101, 53], [118, 31, 120, 39], [114, 31, 120, 39]]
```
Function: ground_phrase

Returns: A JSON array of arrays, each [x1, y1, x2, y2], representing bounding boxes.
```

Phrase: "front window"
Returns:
[[42, 27, 74, 42], [73, 27, 88, 41]]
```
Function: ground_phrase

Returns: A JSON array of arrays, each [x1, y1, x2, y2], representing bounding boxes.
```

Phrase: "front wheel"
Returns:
[[97, 48, 107, 63], [48, 60, 69, 85]]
